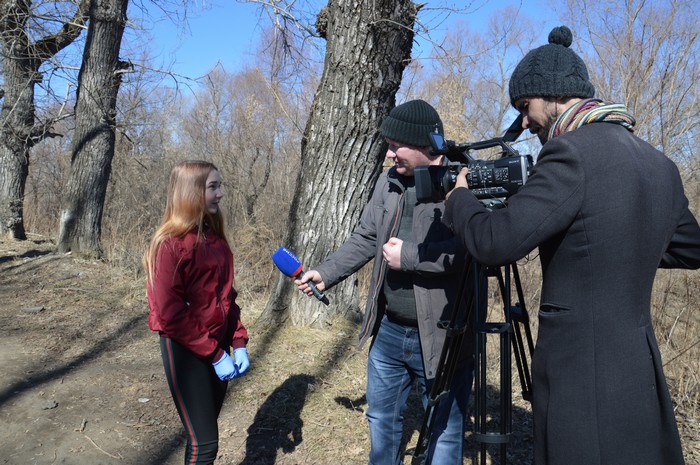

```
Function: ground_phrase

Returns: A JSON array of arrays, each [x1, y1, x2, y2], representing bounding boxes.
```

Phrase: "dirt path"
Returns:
[[0, 240, 180, 464], [0, 238, 372, 465], [1, 239, 697, 465]]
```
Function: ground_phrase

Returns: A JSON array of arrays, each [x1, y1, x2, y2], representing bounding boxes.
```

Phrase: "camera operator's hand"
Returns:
[[446, 167, 470, 200], [383, 237, 403, 270], [295, 270, 326, 296]]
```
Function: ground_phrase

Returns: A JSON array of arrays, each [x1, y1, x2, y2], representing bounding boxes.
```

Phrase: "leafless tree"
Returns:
[[56, 0, 129, 257], [0, 0, 88, 240], [561, 0, 700, 164], [179, 66, 283, 223], [259, 0, 422, 328], [414, 9, 538, 145]]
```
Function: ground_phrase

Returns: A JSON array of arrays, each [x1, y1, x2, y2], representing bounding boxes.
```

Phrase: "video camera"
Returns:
[[415, 115, 533, 203]]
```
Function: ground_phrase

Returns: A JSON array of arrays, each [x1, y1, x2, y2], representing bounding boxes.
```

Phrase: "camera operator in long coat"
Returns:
[[444, 26, 700, 465]]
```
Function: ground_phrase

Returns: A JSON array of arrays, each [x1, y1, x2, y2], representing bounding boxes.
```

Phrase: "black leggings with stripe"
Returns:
[[160, 337, 228, 465]]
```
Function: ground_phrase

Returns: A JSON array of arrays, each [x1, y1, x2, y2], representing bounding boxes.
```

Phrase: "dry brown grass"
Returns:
[[14, 138, 700, 464], [1, 238, 698, 464]]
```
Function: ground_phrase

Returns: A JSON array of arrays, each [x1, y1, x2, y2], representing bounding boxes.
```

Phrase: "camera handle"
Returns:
[[410, 258, 534, 465], [466, 114, 524, 157], [430, 114, 524, 163]]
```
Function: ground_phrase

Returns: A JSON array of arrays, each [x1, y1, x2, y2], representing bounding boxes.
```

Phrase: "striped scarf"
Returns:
[[549, 98, 636, 140]]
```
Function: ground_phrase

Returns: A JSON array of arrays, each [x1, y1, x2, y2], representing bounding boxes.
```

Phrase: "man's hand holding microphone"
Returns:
[[296, 237, 404, 296], [295, 269, 326, 297]]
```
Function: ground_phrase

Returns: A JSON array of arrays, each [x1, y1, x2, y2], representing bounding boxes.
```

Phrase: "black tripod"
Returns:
[[411, 256, 535, 465]]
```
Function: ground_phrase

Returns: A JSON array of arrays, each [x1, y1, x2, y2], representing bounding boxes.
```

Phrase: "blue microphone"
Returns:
[[272, 246, 329, 305]]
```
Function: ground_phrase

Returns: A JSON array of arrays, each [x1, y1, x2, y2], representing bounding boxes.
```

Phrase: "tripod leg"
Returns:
[[474, 264, 523, 465], [474, 325, 488, 465], [494, 265, 534, 402], [509, 264, 535, 402], [411, 259, 479, 465]]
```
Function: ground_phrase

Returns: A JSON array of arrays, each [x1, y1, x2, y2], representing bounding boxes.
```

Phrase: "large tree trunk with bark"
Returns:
[[260, 0, 419, 328], [0, 0, 88, 240], [57, 0, 129, 257], [0, 54, 33, 240]]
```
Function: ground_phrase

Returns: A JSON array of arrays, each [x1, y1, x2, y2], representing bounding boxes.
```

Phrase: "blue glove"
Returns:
[[232, 348, 250, 377], [212, 352, 237, 381]]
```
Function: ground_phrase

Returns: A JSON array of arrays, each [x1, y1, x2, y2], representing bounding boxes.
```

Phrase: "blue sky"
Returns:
[[145, 1, 265, 78], [144, 1, 555, 80]]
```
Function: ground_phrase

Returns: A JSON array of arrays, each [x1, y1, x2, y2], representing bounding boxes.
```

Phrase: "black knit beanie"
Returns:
[[380, 99, 443, 147], [508, 26, 595, 107]]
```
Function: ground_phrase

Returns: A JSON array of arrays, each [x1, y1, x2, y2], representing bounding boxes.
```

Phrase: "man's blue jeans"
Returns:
[[366, 315, 473, 465]]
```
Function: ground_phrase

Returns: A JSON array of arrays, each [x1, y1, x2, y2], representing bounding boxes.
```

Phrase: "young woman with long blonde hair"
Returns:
[[144, 160, 249, 464]]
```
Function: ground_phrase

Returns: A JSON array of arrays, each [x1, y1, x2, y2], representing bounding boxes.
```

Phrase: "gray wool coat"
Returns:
[[444, 122, 700, 465]]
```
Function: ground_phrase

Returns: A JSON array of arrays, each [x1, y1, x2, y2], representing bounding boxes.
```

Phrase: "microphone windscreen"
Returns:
[[271, 246, 304, 277]]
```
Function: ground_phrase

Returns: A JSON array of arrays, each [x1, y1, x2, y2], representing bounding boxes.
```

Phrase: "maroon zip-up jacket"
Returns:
[[147, 229, 248, 362]]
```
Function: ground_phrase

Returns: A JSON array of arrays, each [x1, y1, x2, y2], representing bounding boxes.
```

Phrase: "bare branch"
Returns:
[[31, 0, 90, 63]]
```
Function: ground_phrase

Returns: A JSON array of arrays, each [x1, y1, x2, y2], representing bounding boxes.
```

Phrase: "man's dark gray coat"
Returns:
[[445, 122, 700, 465]]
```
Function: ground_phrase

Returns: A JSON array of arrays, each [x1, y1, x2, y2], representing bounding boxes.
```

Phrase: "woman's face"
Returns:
[[205, 169, 223, 214]]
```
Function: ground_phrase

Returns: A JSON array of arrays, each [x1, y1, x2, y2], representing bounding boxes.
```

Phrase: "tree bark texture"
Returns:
[[57, 0, 128, 257], [0, 0, 88, 239], [0, 49, 32, 240], [262, 0, 419, 328]]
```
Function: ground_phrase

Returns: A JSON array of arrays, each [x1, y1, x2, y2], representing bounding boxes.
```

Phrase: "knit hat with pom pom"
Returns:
[[508, 26, 595, 106]]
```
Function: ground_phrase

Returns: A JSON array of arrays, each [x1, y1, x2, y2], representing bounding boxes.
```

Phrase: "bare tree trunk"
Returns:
[[57, 0, 129, 258], [0, 142, 29, 239], [260, 0, 419, 328], [0, 0, 88, 240], [0, 51, 33, 239]]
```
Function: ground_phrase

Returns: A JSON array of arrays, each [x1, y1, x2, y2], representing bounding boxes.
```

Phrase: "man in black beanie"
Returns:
[[296, 99, 477, 465], [444, 25, 700, 465]]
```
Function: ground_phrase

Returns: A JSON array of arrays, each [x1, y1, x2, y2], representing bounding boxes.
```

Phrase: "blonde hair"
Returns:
[[143, 160, 227, 283]]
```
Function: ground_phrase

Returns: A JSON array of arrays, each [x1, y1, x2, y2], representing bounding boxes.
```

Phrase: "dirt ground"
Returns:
[[0, 238, 697, 465]]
